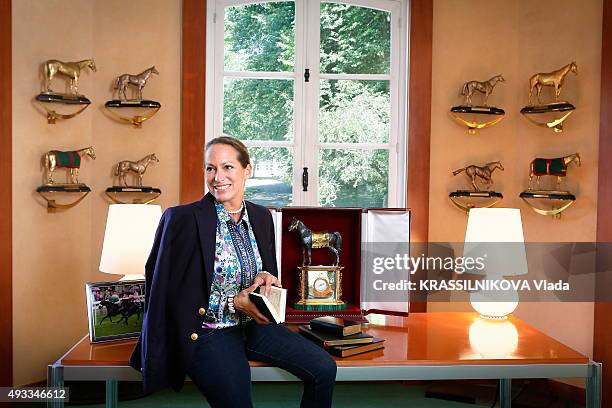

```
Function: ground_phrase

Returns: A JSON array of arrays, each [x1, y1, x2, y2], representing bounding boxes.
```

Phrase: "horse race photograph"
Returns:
[[85, 280, 145, 342]]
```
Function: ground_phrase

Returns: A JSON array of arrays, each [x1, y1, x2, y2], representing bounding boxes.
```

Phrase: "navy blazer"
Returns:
[[129, 193, 278, 394]]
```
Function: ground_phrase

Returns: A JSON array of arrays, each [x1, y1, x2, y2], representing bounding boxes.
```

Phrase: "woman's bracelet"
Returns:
[[227, 296, 236, 314]]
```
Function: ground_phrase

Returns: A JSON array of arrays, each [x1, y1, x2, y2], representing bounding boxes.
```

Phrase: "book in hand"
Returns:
[[310, 316, 362, 337], [328, 338, 385, 358], [299, 325, 373, 347], [248, 285, 287, 324]]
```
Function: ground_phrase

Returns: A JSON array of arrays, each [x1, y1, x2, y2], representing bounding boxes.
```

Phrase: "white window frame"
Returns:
[[205, 0, 409, 207]]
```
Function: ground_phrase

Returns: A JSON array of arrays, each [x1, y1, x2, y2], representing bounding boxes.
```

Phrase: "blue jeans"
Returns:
[[187, 321, 337, 408]]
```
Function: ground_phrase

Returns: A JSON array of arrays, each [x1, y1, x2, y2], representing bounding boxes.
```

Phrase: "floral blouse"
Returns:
[[202, 201, 263, 328]]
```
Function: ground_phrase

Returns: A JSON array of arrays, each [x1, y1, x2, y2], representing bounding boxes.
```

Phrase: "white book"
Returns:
[[248, 286, 287, 324]]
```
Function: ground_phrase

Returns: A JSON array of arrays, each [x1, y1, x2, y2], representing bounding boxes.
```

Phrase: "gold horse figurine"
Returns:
[[528, 153, 580, 191], [43, 59, 97, 96], [529, 62, 578, 105], [43, 146, 96, 185], [453, 161, 504, 192], [461, 75, 505, 107], [115, 153, 159, 187], [114, 66, 159, 101]]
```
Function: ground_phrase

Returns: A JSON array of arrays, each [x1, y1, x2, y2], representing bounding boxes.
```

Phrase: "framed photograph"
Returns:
[[85, 280, 145, 343]]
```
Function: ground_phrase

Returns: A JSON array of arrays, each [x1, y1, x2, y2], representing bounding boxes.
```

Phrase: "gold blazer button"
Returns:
[[190, 333, 198, 341], [198, 308, 206, 315]]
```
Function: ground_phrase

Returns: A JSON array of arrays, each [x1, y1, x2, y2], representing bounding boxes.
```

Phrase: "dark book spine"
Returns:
[[310, 320, 345, 337]]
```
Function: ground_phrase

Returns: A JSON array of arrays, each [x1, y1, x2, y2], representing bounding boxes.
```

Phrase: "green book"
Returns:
[[299, 325, 373, 347]]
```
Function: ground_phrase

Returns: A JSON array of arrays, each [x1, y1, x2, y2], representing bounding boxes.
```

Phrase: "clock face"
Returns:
[[314, 278, 329, 291]]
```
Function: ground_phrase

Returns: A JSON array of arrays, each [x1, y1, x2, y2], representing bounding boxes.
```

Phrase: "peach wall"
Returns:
[[428, 0, 602, 365], [12, 0, 181, 385]]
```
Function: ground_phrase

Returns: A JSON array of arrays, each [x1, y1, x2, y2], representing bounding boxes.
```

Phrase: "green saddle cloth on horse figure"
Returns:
[[52, 151, 81, 168], [533, 158, 565, 176]]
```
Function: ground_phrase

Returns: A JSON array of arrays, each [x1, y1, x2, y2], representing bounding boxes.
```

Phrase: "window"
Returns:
[[206, 0, 408, 207]]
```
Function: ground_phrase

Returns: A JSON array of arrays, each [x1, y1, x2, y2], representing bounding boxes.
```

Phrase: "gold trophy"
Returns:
[[105, 153, 161, 204], [450, 75, 506, 134], [36, 59, 97, 124], [288, 219, 346, 311], [449, 161, 504, 213], [520, 62, 578, 132]]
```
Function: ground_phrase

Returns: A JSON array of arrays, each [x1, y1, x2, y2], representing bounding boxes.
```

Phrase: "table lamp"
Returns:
[[463, 208, 528, 319], [99, 204, 162, 281]]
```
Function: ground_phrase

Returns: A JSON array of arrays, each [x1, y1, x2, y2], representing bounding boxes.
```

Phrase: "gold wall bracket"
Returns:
[[36, 185, 91, 213], [104, 100, 161, 128], [449, 191, 503, 214], [520, 102, 575, 133], [105, 186, 162, 204], [449, 106, 505, 135], [520, 190, 576, 219], [35, 93, 91, 124]]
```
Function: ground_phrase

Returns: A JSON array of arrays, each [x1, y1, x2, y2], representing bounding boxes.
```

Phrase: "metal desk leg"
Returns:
[[499, 379, 511, 408], [47, 364, 64, 408], [106, 380, 118, 408], [586, 362, 602, 408]]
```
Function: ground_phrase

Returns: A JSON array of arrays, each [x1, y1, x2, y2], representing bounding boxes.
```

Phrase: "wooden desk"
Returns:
[[47, 312, 601, 408]]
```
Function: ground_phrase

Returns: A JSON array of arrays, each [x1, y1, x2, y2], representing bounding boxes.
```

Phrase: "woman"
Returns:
[[130, 136, 337, 408]]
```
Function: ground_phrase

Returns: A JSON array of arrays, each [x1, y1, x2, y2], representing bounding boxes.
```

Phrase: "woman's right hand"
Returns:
[[233, 282, 270, 324]]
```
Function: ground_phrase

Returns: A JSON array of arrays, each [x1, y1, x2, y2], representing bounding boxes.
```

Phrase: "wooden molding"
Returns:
[[407, 0, 433, 313], [181, 0, 207, 204], [0, 0, 12, 387], [595, 0, 612, 406]]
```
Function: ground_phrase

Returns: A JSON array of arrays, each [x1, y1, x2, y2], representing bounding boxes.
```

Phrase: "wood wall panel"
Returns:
[[0, 0, 12, 387], [181, 0, 206, 204], [407, 0, 433, 313], [595, 0, 612, 405]]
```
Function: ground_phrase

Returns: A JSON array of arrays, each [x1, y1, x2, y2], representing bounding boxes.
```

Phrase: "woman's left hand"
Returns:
[[253, 271, 281, 297]]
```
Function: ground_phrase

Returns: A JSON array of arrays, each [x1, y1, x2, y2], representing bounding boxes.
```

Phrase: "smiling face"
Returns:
[[205, 143, 252, 210]]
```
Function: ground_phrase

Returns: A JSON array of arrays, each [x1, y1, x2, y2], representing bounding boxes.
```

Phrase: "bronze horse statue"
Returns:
[[461, 75, 505, 106], [288, 219, 342, 266], [43, 146, 96, 185], [529, 62, 578, 105], [529, 152, 580, 190], [453, 161, 504, 191], [114, 66, 159, 100], [43, 59, 97, 95], [115, 153, 159, 187]]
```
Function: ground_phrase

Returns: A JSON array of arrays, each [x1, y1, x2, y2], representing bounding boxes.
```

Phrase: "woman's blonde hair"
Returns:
[[205, 136, 251, 168]]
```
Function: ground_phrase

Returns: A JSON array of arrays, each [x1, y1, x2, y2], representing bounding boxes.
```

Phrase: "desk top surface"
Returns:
[[60, 312, 589, 367]]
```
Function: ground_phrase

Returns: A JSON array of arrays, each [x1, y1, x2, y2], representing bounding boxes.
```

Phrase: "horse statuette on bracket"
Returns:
[[520, 62, 578, 133], [449, 161, 504, 213], [36, 59, 97, 123], [105, 66, 161, 128], [450, 74, 506, 134], [520, 152, 581, 218], [106, 153, 161, 204]]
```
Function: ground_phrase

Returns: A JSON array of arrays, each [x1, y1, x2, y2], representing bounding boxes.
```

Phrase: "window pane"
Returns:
[[318, 149, 388, 207], [246, 147, 293, 207], [320, 2, 391, 74], [223, 78, 294, 141], [224, 2, 295, 72], [320, 80, 390, 143]]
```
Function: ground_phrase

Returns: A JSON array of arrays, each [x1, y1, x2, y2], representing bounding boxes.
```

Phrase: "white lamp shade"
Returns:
[[99, 204, 162, 278], [463, 208, 528, 277]]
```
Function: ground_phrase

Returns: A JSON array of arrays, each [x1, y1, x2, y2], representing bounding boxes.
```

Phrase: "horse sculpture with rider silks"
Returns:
[[461, 75, 505, 107], [114, 66, 159, 101], [529, 62, 578, 105], [453, 161, 504, 192], [529, 153, 581, 191], [288, 219, 342, 266], [43, 146, 96, 185], [43, 59, 97, 96], [115, 153, 159, 187]]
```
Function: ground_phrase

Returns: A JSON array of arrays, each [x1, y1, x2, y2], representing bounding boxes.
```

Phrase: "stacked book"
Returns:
[[299, 316, 385, 357]]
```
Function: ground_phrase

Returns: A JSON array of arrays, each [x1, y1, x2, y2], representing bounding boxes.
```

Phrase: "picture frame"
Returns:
[[85, 280, 145, 343]]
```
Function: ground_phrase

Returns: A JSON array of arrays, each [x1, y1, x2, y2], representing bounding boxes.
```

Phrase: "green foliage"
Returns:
[[223, 1, 391, 207]]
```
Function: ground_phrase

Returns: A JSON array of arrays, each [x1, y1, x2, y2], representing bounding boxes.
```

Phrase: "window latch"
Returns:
[[304, 69, 310, 83], [302, 167, 309, 191]]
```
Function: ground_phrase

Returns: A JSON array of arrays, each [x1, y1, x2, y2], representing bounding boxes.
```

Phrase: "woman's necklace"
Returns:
[[226, 202, 244, 215]]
